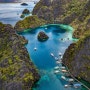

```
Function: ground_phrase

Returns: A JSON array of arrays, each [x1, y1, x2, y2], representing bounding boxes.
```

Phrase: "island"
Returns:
[[21, 3, 28, 6], [20, 14, 25, 18], [37, 31, 49, 42], [22, 9, 30, 14]]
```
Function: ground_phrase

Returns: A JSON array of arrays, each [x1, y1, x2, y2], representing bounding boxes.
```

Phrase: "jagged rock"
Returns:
[[37, 31, 49, 42]]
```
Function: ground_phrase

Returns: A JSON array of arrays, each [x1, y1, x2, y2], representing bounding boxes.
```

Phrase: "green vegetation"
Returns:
[[63, 30, 90, 83], [0, 23, 39, 90], [15, 15, 46, 32]]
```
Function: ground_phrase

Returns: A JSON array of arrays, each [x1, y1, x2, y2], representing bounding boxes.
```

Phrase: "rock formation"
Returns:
[[63, 31, 90, 85], [14, 15, 46, 32], [0, 22, 40, 90], [37, 31, 49, 42], [22, 9, 30, 14]]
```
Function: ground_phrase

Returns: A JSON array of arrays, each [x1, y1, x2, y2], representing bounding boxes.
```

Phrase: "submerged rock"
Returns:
[[37, 31, 49, 42]]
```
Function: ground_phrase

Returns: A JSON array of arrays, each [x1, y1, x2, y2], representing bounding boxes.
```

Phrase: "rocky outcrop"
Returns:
[[63, 31, 90, 83], [14, 15, 46, 32], [22, 9, 30, 14], [37, 31, 49, 42], [0, 23, 40, 90]]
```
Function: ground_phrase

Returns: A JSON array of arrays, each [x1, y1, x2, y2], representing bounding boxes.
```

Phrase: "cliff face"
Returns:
[[33, 0, 90, 38], [0, 23, 40, 90], [63, 32, 90, 83], [33, 0, 71, 23]]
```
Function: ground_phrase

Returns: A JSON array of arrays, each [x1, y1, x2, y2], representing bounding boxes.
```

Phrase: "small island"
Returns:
[[37, 31, 49, 42], [22, 9, 30, 14], [21, 3, 28, 6], [20, 14, 25, 18]]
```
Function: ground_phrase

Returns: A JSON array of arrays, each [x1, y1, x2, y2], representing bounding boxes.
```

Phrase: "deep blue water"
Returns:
[[20, 24, 83, 90]]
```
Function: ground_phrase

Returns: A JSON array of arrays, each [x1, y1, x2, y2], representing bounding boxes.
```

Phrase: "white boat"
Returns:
[[61, 76, 66, 80], [68, 78, 74, 82], [50, 53, 54, 57], [45, 27, 47, 29], [60, 56, 63, 59], [56, 61, 61, 64], [73, 83, 82, 88], [55, 57, 58, 60], [34, 47, 37, 51], [54, 66, 59, 70], [61, 69, 68, 73], [59, 52, 62, 56], [60, 66, 66, 69], [64, 84, 71, 88], [54, 70, 60, 74]]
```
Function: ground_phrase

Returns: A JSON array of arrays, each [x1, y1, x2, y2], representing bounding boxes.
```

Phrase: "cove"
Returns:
[[19, 24, 82, 90]]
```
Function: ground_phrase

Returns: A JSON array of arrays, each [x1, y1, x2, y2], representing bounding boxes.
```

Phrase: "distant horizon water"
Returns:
[[0, 0, 39, 3]]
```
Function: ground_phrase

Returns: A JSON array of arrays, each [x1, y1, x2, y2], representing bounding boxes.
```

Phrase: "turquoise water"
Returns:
[[20, 24, 84, 90]]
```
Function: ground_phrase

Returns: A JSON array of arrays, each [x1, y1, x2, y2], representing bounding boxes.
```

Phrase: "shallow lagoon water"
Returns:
[[20, 24, 83, 90]]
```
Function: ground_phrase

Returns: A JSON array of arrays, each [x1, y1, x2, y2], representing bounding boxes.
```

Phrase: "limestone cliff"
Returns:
[[63, 31, 90, 85], [33, 0, 71, 23], [0, 22, 40, 90], [33, 0, 90, 38]]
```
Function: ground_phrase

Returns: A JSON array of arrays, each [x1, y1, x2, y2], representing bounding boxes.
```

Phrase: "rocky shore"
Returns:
[[0, 22, 40, 90]]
